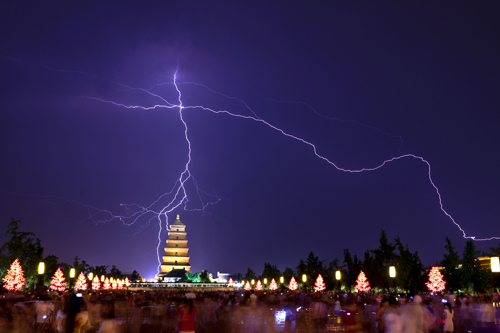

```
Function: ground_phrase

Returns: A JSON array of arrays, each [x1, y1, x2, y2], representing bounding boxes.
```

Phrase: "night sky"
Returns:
[[1, 2, 500, 280]]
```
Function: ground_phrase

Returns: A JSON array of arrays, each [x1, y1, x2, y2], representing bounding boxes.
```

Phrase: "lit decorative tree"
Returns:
[[269, 278, 278, 291], [124, 277, 130, 287], [50, 268, 67, 292], [426, 267, 446, 293], [355, 270, 371, 292], [228, 277, 234, 286], [255, 279, 263, 291], [117, 279, 123, 290], [75, 272, 88, 291], [92, 276, 101, 290], [314, 274, 326, 292], [103, 277, 111, 290], [244, 281, 251, 291], [289, 277, 298, 291], [111, 279, 117, 290], [2, 258, 26, 291]]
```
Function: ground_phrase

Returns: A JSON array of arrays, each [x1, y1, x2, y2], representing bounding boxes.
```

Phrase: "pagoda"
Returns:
[[160, 214, 191, 274]]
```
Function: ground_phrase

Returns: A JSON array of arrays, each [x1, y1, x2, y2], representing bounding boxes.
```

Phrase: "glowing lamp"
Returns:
[[110, 277, 114, 282], [491, 257, 500, 273], [70, 268, 75, 278], [38, 262, 45, 275], [280, 276, 284, 284], [88, 272, 93, 281], [335, 270, 341, 280], [264, 278, 267, 284], [101, 275, 105, 282], [251, 279, 255, 285], [302, 274, 307, 283], [389, 266, 396, 278]]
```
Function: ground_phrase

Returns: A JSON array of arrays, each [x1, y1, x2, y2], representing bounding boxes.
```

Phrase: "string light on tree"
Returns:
[[355, 270, 371, 292], [269, 278, 278, 291], [75, 272, 88, 291], [111, 279, 117, 290], [255, 279, 263, 291], [289, 277, 298, 291], [92, 276, 101, 290], [124, 277, 130, 287], [314, 274, 326, 292], [117, 279, 123, 289], [103, 277, 111, 290], [50, 268, 67, 292], [228, 277, 234, 286], [244, 281, 251, 291], [425, 267, 446, 293], [2, 258, 25, 291]]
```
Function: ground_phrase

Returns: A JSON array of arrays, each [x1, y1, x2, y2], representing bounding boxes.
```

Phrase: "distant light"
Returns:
[[70, 268, 75, 278], [389, 266, 396, 278], [264, 278, 267, 284], [38, 262, 45, 275], [101, 275, 105, 282], [335, 271, 341, 280], [491, 257, 500, 272], [302, 274, 307, 283], [88, 272, 93, 281], [280, 276, 284, 284], [251, 279, 255, 285]]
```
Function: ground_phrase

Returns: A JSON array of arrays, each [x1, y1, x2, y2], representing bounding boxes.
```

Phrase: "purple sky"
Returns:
[[1, 2, 500, 280]]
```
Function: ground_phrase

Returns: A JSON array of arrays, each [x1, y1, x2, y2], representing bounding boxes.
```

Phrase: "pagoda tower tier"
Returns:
[[160, 214, 191, 273]]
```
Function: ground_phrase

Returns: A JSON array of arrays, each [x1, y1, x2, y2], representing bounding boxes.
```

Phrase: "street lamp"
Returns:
[[101, 275, 105, 282], [491, 257, 500, 273], [251, 279, 255, 286], [389, 266, 396, 292], [302, 274, 307, 291], [335, 270, 341, 293], [280, 276, 284, 284], [70, 268, 75, 278], [37, 262, 45, 292], [88, 272, 93, 281]]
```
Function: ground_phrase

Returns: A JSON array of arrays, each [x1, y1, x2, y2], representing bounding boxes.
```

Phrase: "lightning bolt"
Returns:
[[3, 56, 499, 277]]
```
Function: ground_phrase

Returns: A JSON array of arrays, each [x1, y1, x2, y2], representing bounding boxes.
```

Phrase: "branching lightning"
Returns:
[[3, 56, 499, 276]]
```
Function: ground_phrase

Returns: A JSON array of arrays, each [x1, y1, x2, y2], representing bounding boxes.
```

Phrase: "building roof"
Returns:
[[171, 214, 185, 226], [158, 268, 186, 278]]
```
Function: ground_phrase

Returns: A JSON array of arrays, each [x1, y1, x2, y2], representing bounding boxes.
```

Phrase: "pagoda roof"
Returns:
[[171, 214, 185, 226], [158, 268, 186, 278]]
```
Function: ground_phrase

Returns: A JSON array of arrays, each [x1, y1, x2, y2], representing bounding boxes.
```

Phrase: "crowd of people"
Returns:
[[0, 289, 498, 332]]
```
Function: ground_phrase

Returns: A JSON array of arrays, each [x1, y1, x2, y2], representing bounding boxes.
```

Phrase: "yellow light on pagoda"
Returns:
[[491, 257, 500, 272], [88, 272, 93, 281], [280, 276, 284, 284], [302, 274, 307, 283], [389, 266, 396, 278], [335, 271, 341, 280], [38, 262, 45, 275], [101, 275, 105, 282], [264, 278, 268, 284], [70, 268, 75, 278], [251, 279, 255, 285]]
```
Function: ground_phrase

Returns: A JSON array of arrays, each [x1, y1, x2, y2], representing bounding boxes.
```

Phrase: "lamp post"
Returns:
[[37, 262, 45, 293], [69, 268, 76, 291], [335, 270, 341, 293], [389, 266, 396, 293]]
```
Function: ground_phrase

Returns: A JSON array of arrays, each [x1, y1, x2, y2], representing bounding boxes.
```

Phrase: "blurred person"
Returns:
[[177, 298, 197, 333], [422, 300, 436, 333], [400, 296, 423, 333], [384, 296, 403, 333], [97, 301, 118, 333], [480, 297, 495, 333], [443, 302, 453, 333], [377, 298, 389, 333], [313, 298, 327, 333]]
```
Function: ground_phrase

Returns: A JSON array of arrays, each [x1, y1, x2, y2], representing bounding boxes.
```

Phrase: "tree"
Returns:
[[92, 276, 101, 290], [255, 280, 263, 291], [394, 236, 424, 293], [200, 270, 213, 283], [103, 277, 111, 290], [124, 277, 130, 286], [269, 278, 277, 291], [243, 268, 256, 282], [426, 267, 446, 292], [283, 267, 295, 285], [244, 281, 251, 291], [261, 263, 281, 282], [289, 276, 298, 291], [3, 258, 25, 291], [442, 237, 461, 292], [75, 272, 87, 291], [461, 239, 487, 292], [0, 218, 44, 290], [314, 274, 326, 292], [344, 249, 362, 292], [50, 268, 66, 292], [111, 279, 117, 290], [131, 270, 140, 282], [355, 270, 371, 292], [228, 277, 234, 286]]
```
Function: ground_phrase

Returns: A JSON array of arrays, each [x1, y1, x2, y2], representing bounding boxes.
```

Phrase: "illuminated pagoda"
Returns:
[[159, 214, 191, 282]]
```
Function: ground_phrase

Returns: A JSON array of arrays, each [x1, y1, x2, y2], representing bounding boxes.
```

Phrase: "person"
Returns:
[[443, 302, 453, 333], [178, 298, 197, 333], [313, 298, 327, 333], [376, 298, 388, 333]]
